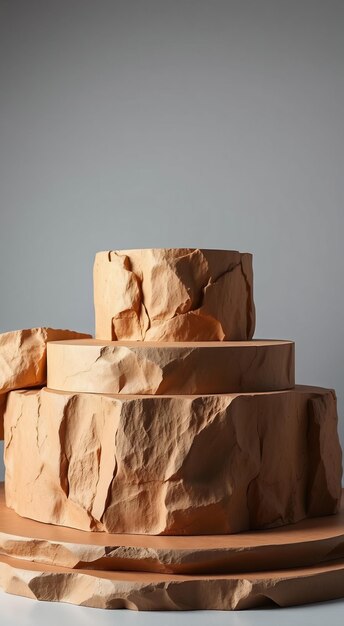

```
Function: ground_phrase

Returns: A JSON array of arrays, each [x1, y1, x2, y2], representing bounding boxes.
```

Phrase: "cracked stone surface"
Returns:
[[94, 248, 255, 341], [0, 554, 344, 610], [4, 386, 342, 535], [0, 483, 343, 574], [0, 328, 91, 439], [47, 338, 295, 395]]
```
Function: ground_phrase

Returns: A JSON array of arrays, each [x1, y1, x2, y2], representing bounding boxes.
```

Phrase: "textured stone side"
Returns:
[[0, 394, 6, 440], [0, 554, 344, 610], [4, 386, 342, 535], [0, 483, 343, 573], [0, 328, 92, 394], [47, 339, 295, 395], [94, 248, 255, 341], [0, 328, 92, 438]]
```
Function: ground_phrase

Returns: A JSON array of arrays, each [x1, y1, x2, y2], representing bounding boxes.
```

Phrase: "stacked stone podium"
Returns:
[[0, 248, 343, 610]]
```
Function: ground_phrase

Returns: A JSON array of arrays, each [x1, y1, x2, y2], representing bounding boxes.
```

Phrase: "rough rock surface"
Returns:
[[0, 328, 91, 438], [0, 483, 343, 574], [0, 393, 6, 440], [47, 339, 295, 395], [0, 554, 344, 610], [4, 386, 342, 535], [0, 328, 92, 394], [94, 248, 255, 341]]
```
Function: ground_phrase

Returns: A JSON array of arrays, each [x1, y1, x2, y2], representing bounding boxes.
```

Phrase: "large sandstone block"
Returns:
[[4, 386, 342, 535], [0, 482, 343, 574], [94, 248, 255, 341], [0, 327, 91, 439], [47, 338, 294, 395], [1, 553, 344, 610]]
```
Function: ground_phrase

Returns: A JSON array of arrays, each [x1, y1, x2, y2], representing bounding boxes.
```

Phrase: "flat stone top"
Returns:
[[39, 383, 331, 400], [0, 483, 343, 549], [97, 247, 251, 255], [48, 339, 293, 348]]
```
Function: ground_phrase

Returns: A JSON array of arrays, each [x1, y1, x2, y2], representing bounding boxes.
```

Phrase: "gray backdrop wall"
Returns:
[[0, 0, 343, 483]]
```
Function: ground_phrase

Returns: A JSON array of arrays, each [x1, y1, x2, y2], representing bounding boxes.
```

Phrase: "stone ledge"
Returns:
[[0, 483, 343, 574], [0, 553, 344, 610], [4, 385, 342, 535], [47, 338, 295, 394]]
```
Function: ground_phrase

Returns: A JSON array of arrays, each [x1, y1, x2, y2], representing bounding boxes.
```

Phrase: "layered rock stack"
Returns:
[[0, 248, 343, 610]]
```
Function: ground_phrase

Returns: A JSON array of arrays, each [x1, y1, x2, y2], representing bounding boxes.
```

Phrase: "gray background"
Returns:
[[0, 0, 343, 622]]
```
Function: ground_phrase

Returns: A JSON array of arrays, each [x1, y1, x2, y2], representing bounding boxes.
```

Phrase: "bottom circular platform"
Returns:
[[1, 484, 344, 610], [0, 553, 344, 610], [1, 484, 344, 574]]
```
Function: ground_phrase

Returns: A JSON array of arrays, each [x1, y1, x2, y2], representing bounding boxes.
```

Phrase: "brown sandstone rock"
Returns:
[[0, 482, 343, 574], [94, 248, 255, 341], [0, 328, 92, 438], [0, 394, 6, 440], [0, 327, 92, 394], [4, 386, 342, 535], [47, 338, 295, 395], [1, 553, 344, 610]]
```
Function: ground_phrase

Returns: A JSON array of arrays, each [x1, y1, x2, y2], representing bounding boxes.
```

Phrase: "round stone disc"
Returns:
[[1, 484, 343, 575], [0, 552, 344, 610], [47, 338, 295, 394]]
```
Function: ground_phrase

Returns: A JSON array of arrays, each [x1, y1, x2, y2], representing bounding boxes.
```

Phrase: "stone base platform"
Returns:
[[0, 484, 344, 574], [0, 552, 344, 610]]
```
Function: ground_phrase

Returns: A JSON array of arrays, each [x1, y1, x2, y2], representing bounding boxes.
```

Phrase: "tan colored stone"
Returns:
[[0, 483, 343, 574], [47, 338, 295, 395], [0, 327, 92, 394], [0, 394, 6, 440], [94, 248, 255, 341], [4, 386, 342, 535], [0, 328, 92, 439], [1, 553, 344, 610]]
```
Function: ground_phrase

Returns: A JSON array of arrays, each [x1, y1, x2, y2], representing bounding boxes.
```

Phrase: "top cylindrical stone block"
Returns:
[[94, 248, 255, 341]]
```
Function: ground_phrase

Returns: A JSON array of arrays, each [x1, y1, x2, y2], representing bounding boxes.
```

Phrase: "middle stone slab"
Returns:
[[47, 339, 295, 395]]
